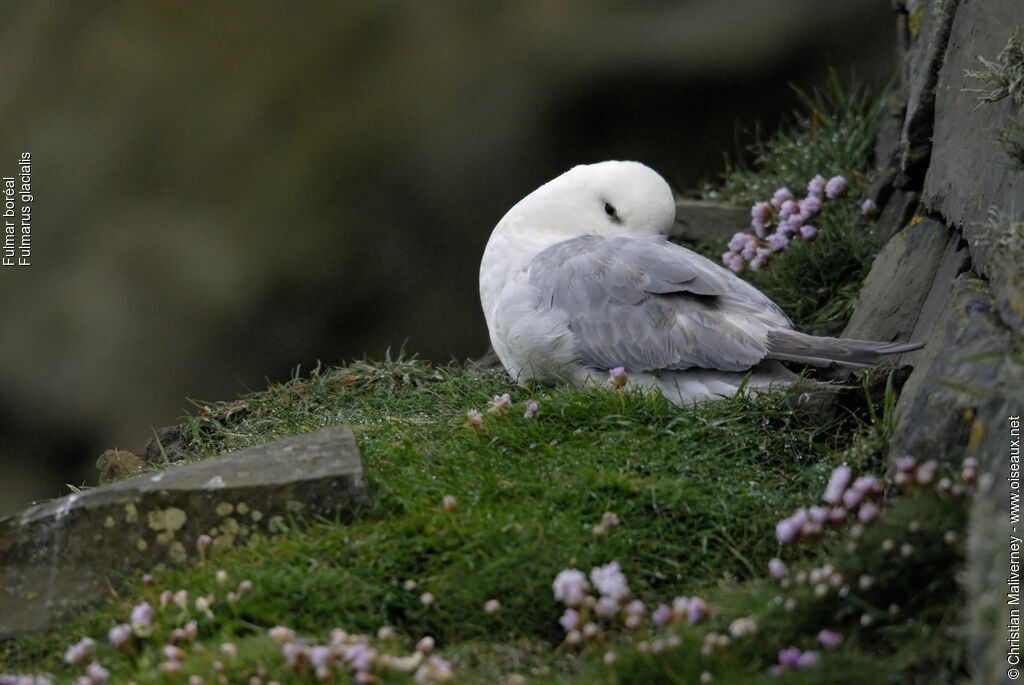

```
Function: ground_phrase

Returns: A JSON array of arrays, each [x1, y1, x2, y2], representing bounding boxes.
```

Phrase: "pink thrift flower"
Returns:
[[800, 195, 823, 218], [779, 199, 799, 220], [797, 650, 820, 667], [268, 625, 296, 645], [310, 645, 331, 668], [196, 534, 212, 550], [722, 251, 744, 273], [130, 602, 154, 626], [861, 198, 879, 216], [749, 247, 772, 271], [609, 367, 628, 390], [553, 568, 590, 606], [751, 201, 772, 221], [750, 203, 772, 237], [766, 232, 789, 252], [823, 465, 852, 504], [915, 459, 938, 484], [895, 455, 916, 472], [825, 175, 848, 198], [768, 557, 787, 580], [808, 506, 829, 524], [799, 225, 819, 242], [163, 644, 187, 662], [559, 608, 581, 632], [807, 175, 826, 196], [858, 501, 879, 523], [770, 188, 793, 208], [487, 393, 512, 415], [752, 216, 770, 237], [594, 596, 620, 619], [523, 399, 539, 419], [818, 629, 843, 649], [729, 231, 750, 253], [442, 494, 457, 514], [109, 624, 131, 648], [740, 235, 759, 261], [63, 637, 96, 665], [842, 487, 864, 509], [776, 517, 801, 544], [777, 217, 800, 237], [852, 475, 880, 495], [464, 409, 483, 430], [729, 617, 757, 638], [778, 647, 802, 668], [651, 603, 673, 626], [86, 663, 110, 683], [828, 507, 848, 523], [686, 596, 708, 624], [590, 561, 630, 601]]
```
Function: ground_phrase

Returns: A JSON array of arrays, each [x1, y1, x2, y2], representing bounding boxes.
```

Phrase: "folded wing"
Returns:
[[527, 235, 792, 372]]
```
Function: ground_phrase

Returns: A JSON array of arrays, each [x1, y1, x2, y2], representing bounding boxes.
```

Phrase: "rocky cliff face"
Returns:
[[844, 1, 1022, 681]]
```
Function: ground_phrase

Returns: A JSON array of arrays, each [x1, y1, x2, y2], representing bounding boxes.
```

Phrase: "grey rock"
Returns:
[[885, 275, 1021, 685], [922, 0, 1024, 327], [0, 425, 368, 639], [987, 217, 1024, 334], [968, 402, 1020, 685], [890, 274, 1020, 464], [896, 0, 959, 188], [96, 449, 146, 484], [670, 199, 749, 246], [141, 424, 190, 464], [873, 188, 920, 243], [843, 216, 967, 348]]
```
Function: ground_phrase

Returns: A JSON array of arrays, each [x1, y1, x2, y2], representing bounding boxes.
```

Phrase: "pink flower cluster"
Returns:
[[464, 396, 541, 429], [722, 174, 848, 273], [893, 454, 973, 494], [775, 464, 883, 544], [762, 455, 976, 676], [770, 646, 819, 675], [553, 562, 708, 646], [268, 626, 454, 683]]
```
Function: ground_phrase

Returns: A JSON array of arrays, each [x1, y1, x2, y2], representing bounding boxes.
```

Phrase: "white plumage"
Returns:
[[479, 161, 913, 403]]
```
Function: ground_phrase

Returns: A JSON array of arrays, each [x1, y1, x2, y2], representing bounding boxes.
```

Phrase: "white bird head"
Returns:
[[497, 160, 676, 244]]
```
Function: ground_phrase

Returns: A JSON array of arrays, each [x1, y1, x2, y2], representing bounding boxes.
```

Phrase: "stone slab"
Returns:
[[843, 216, 967, 351], [0, 425, 368, 639], [921, 0, 1024, 333], [670, 199, 749, 245], [890, 274, 1021, 465], [896, 0, 960, 188], [968, 396, 1022, 685]]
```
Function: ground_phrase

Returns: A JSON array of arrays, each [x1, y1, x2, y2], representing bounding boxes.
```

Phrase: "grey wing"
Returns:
[[527, 235, 792, 372]]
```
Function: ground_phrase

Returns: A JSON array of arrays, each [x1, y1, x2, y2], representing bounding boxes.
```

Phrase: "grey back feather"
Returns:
[[527, 235, 792, 372]]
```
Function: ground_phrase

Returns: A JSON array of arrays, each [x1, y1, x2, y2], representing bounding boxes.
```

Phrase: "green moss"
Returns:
[[908, 3, 925, 40]]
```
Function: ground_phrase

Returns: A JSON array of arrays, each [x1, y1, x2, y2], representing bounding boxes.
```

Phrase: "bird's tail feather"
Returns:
[[765, 329, 921, 369]]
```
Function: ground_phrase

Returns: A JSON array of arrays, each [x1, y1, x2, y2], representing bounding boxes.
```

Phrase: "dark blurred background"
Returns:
[[0, 1, 896, 516]]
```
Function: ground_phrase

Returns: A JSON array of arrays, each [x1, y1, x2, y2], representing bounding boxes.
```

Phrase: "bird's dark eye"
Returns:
[[604, 202, 617, 218]]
